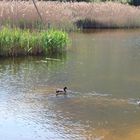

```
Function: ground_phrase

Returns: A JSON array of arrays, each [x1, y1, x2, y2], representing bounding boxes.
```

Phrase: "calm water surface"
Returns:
[[0, 30, 140, 140]]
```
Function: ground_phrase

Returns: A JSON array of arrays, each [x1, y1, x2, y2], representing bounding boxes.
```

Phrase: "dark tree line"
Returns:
[[48, 0, 140, 5], [131, 0, 140, 6], [31, 0, 140, 6]]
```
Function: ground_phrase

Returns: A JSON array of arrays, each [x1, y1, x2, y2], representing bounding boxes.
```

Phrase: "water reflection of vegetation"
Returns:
[[0, 54, 67, 70], [0, 55, 66, 84]]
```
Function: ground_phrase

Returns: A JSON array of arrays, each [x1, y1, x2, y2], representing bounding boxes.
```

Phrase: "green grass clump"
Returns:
[[0, 27, 69, 57], [41, 30, 69, 55]]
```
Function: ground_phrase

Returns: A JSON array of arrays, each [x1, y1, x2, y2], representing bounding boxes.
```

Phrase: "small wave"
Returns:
[[90, 91, 112, 97], [67, 90, 82, 96], [64, 90, 112, 98], [128, 98, 140, 105]]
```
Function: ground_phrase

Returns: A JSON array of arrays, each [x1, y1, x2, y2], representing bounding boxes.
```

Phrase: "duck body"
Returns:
[[56, 87, 67, 96]]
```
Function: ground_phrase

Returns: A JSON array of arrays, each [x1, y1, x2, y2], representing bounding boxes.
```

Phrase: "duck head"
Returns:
[[64, 87, 67, 91]]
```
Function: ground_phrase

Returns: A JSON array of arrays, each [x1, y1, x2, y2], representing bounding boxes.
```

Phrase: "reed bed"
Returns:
[[0, 1, 140, 29], [0, 27, 69, 57]]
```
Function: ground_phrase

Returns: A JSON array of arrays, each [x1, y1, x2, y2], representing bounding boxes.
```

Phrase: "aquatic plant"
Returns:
[[0, 27, 69, 57]]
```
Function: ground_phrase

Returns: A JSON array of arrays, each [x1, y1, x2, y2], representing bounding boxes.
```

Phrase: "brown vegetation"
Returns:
[[0, 1, 140, 29]]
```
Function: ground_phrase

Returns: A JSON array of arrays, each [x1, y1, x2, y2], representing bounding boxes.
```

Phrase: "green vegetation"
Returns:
[[0, 27, 69, 57]]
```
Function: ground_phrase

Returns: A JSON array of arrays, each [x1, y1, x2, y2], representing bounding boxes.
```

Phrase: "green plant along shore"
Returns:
[[0, 27, 69, 57]]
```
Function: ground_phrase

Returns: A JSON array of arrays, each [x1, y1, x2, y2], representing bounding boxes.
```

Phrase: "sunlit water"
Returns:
[[0, 29, 140, 140]]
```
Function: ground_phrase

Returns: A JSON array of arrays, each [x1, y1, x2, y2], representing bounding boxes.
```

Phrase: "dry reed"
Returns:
[[0, 1, 140, 29]]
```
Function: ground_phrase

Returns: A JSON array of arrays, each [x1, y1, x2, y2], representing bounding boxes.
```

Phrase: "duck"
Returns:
[[56, 87, 67, 96]]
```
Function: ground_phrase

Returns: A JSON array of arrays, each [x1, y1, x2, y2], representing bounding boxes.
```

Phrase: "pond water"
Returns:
[[0, 29, 140, 140]]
